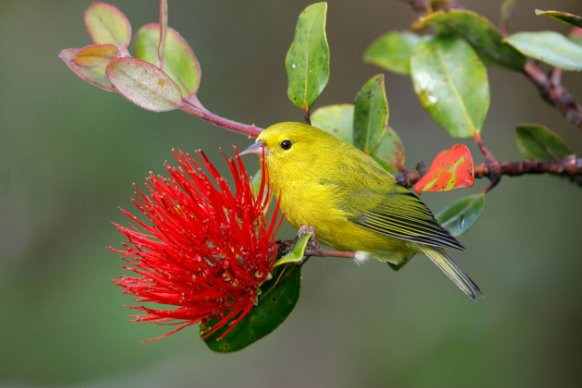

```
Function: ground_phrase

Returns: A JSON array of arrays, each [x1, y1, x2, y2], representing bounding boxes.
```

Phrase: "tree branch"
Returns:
[[396, 156, 582, 188], [523, 62, 582, 131]]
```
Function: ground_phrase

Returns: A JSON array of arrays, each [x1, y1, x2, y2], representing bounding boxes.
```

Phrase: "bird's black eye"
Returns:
[[280, 140, 292, 150]]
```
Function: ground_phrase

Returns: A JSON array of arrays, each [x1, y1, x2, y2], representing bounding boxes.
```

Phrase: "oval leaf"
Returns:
[[411, 35, 490, 139], [134, 24, 202, 99], [73, 44, 118, 68], [414, 144, 474, 194], [363, 31, 421, 75], [536, 9, 582, 29], [84, 2, 131, 48], [516, 124, 573, 162], [418, 9, 526, 71], [505, 31, 582, 71], [436, 194, 485, 237], [59, 48, 115, 91], [371, 127, 405, 173], [106, 58, 182, 112], [354, 74, 389, 154], [311, 104, 354, 143], [285, 2, 330, 113], [201, 265, 302, 353]]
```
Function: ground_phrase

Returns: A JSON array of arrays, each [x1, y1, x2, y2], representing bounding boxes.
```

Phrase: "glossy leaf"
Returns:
[[84, 2, 131, 48], [372, 128, 405, 173], [354, 75, 389, 154], [569, 27, 582, 46], [505, 32, 582, 71], [59, 48, 115, 91], [285, 2, 330, 112], [363, 31, 421, 75], [535, 9, 582, 29], [311, 104, 354, 143], [413, 144, 474, 194], [134, 24, 202, 99], [202, 265, 302, 352], [275, 234, 312, 267], [106, 58, 182, 112], [418, 10, 526, 70], [436, 194, 485, 237], [516, 124, 573, 162], [411, 35, 490, 138], [73, 44, 118, 68]]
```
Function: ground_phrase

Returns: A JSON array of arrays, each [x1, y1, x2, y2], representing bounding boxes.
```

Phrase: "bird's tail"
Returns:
[[417, 244, 483, 300]]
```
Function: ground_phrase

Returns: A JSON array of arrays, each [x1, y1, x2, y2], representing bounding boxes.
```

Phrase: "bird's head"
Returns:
[[239, 122, 332, 164]]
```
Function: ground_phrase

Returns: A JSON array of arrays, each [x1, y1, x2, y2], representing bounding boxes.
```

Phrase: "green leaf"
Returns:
[[504, 31, 582, 71], [134, 24, 201, 99], [535, 9, 582, 29], [411, 35, 490, 138], [285, 2, 330, 113], [569, 28, 582, 46], [201, 265, 302, 352], [84, 2, 131, 48], [363, 31, 421, 75], [59, 48, 115, 91], [275, 234, 312, 267], [516, 124, 573, 162], [106, 58, 182, 112], [372, 128, 405, 173], [354, 74, 389, 154], [311, 104, 354, 143], [418, 9, 526, 71], [436, 194, 485, 237]]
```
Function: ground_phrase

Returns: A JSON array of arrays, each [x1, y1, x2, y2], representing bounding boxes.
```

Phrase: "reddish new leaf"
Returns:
[[59, 48, 115, 91], [84, 2, 131, 48], [414, 144, 474, 194], [73, 44, 118, 68]]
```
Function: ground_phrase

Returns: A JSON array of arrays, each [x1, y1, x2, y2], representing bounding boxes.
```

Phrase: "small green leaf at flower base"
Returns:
[[516, 124, 573, 162], [201, 265, 302, 353], [413, 144, 474, 194], [59, 48, 115, 91], [504, 31, 582, 71], [275, 234, 312, 267], [411, 35, 490, 139], [363, 31, 421, 75], [535, 9, 582, 29], [84, 2, 131, 48], [285, 2, 330, 114], [73, 44, 118, 68], [106, 58, 182, 112], [417, 9, 526, 71], [311, 104, 354, 144], [134, 24, 202, 100], [354, 75, 389, 155], [436, 194, 485, 237]]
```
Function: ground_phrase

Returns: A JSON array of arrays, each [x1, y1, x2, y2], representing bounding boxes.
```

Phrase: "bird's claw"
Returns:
[[298, 225, 320, 251]]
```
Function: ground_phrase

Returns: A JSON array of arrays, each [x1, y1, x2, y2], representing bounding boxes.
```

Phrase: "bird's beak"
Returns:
[[239, 140, 268, 156]]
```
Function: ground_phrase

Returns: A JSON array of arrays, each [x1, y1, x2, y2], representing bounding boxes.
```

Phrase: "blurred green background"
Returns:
[[1, 0, 582, 387]]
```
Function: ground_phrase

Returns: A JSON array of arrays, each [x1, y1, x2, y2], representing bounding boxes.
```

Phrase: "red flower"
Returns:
[[111, 149, 282, 342]]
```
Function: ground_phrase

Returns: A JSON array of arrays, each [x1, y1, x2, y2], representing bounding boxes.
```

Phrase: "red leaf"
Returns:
[[413, 144, 474, 194], [73, 44, 118, 68]]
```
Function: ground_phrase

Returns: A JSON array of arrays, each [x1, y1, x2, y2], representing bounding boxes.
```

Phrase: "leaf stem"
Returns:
[[179, 98, 264, 137]]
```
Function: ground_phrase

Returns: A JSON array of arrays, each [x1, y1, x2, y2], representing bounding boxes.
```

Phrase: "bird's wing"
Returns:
[[348, 185, 464, 251]]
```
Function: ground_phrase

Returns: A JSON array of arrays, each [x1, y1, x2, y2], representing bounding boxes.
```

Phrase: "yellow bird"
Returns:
[[240, 122, 482, 299]]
